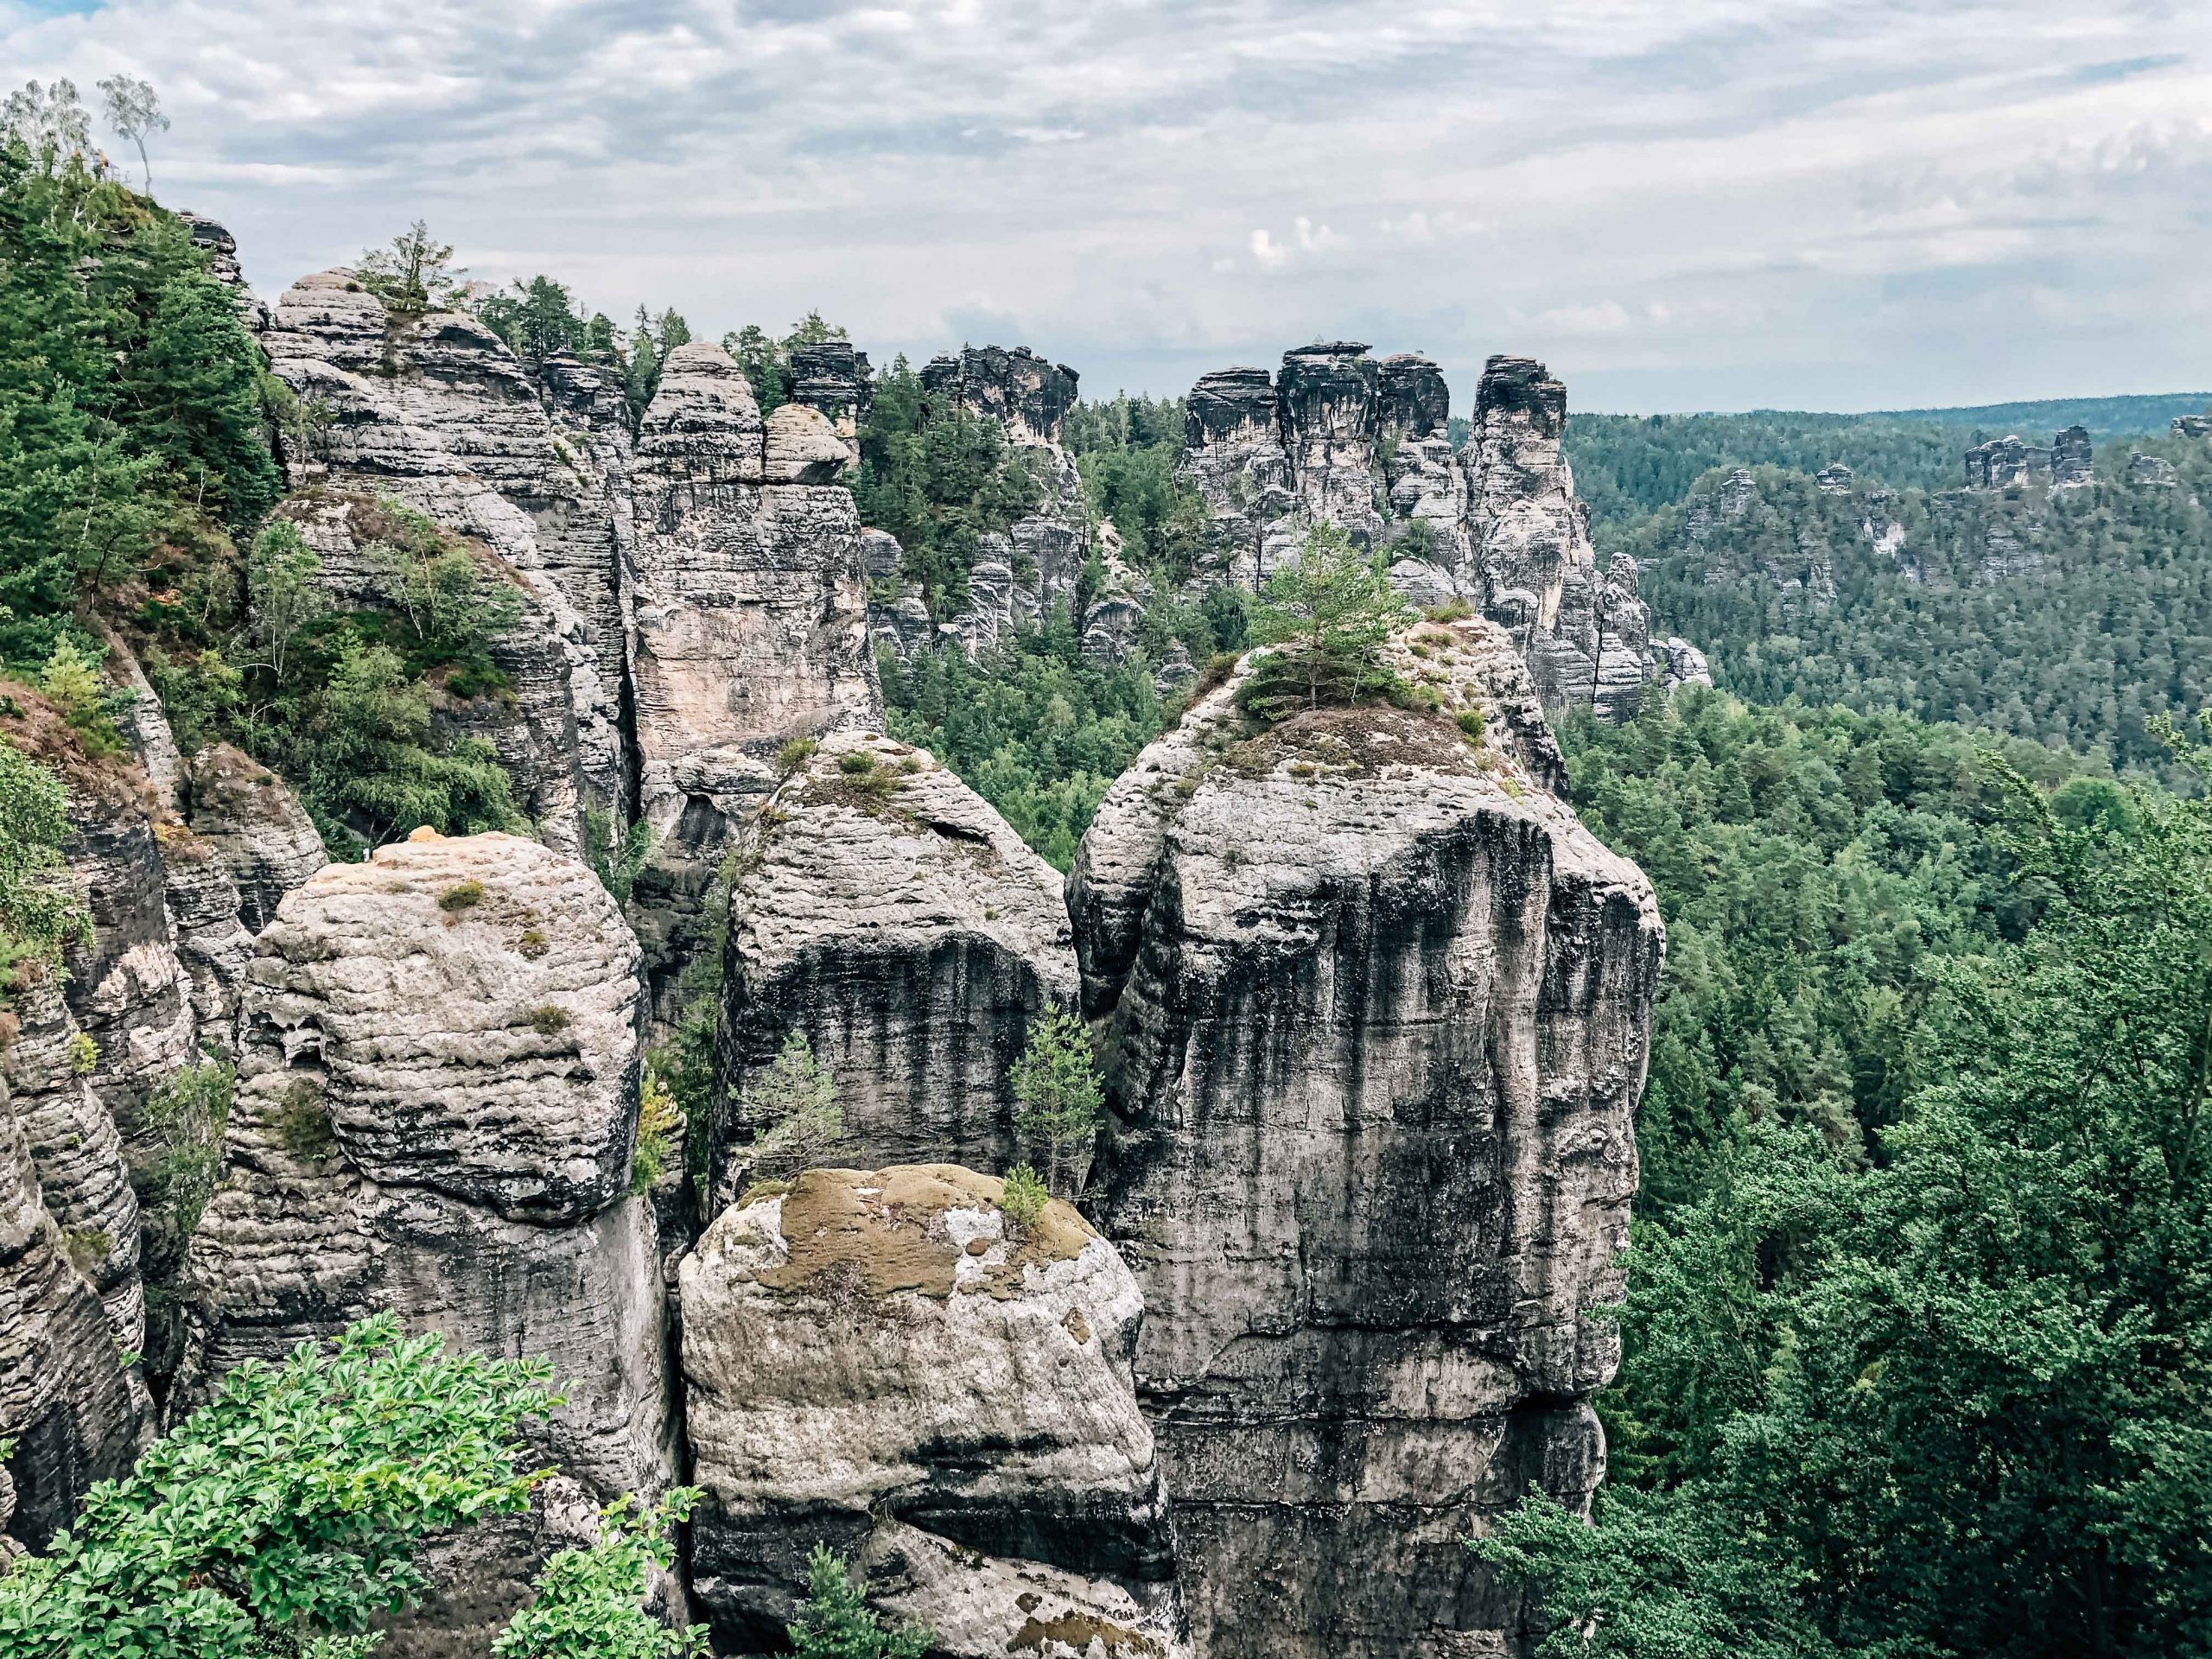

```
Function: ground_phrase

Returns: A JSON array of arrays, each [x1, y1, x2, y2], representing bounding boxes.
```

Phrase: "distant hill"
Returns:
[[1566, 393, 2212, 526]]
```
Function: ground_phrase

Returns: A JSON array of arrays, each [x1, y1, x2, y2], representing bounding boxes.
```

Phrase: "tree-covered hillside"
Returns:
[[1567, 392, 2208, 526], [1619, 435, 2212, 772]]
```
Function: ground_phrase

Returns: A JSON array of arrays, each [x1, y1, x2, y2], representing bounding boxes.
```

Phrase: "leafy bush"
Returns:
[[775, 736, 818, 777], [631, 1067, 681, 1196], [998, 1163, 1048, 1236], [438, 879, 486, 912], [0, 1313, 562, 1657], [492, 1491, 707, 1659], [527, 1005, 572, 1037], [0, 733, 86, 988], [139, 1055, 233, 1249], [836, 750, 877, 776]]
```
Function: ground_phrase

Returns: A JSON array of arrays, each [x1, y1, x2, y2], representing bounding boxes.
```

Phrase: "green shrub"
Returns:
[[67, 1029, 97, 1074], [837, 749, 877, 776], [742, 1030, 842, 1181], [775, 736, 818, 778], [0, 1313, 561, 1656], [0, 736, 86, 992], [630, 1068, 681, 1196], [1455, 709, 1486, 741], [141, 1057, 234, 1246], [527, 1005, 572, 1037], [786, 1541, 930, 1659], [1423, 597, 1475, 622], [518, 926, 550, 959], [492, 1491, 707, 1658], [999, 1164, 1048, 1236], [438, 879, 486, 912], [275, 1081, 337, 1163]]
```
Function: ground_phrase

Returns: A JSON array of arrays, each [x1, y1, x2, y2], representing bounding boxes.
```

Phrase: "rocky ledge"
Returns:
[[681, 1162, 1186, 1658]]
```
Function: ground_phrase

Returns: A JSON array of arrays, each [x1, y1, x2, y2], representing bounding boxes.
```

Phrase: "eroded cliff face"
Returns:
[[1070, 620, 1663, 1659], [1180, 347, 1707, 715], [623, 342, 882, 1020], [707, 731, 1077, 1208], [259, 272, 627, 854], [680, 1163, 1186, 1659]]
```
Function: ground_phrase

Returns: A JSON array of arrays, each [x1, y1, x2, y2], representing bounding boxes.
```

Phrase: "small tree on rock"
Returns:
[[1010, 1003, 1104, 1195], [743, 1028, 842, 1180], [787, 1543, 930, 1659], [1239, 523, 1409, 721], [356, 219, 466, 315]]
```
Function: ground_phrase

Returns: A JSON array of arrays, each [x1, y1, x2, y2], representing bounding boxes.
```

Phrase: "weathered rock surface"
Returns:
[[681, 1164, 1186, 1658], [185, 830, 672, 1508], [624, 341, 883, 1022], [921, 346, 1079, 448], [2050, 424, 2094, 490], [1071, 620, 1663, 1659], [1179, 346, 1700, 715], [2129, 451, 2178, 487], [709, 733, 1077, 1207], [1965, 432, 2055, 491], [0, 1071, 148, 1551], [258, 271, 626, 854], [183, 743, 327, 935]]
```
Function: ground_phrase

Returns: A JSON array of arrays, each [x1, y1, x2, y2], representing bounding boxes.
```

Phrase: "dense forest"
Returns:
[[1565, 392, 2207, 525], [1618, 435, 2212, 772]]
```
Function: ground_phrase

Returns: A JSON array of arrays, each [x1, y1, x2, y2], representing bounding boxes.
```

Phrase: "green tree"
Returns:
[[0, 1314, 562, 1658], [1481, 732, 2212, 1658], [478, 275, 591, 364], [492, 1492, 707, 1659], [1009, 1002, 1103, 1194], [741, 1029, 843, 1182], [244, 518, 325, 683], [96, 76, 166, 187], [785, 1543, 930, 1659], [1, 79, 91, 162], [354, 219, 464, 315], [1240, 524, 1408, 720], [0, 734, 86, 984]]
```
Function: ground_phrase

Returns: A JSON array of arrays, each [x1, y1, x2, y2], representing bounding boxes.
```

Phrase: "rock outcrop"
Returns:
[[257, 270, 627, 855], [708, 732, 1077, 1208], [1071, 619, 1664, 1659], [185, 830, 673, 1513], [0, 1068, 148, 1551], [1964, 426, 2094, 493], [622, 341, 883, 1020], [681, 1164, 1186, 1658], [1179, 346, 1704, 715]]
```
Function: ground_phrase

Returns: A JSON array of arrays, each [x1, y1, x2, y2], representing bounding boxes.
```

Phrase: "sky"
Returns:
[[4, 0, 2210, 413]]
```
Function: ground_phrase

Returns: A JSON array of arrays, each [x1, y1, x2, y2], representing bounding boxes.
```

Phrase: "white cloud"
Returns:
[[1, 0, 2207, 410]]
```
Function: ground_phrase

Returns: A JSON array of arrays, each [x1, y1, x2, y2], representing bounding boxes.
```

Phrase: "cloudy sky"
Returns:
[[5, 0, 2209, 412]]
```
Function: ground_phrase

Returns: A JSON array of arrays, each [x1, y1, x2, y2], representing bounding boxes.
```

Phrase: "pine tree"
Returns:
[[786, 1544, 929, 1659], [1009, 1003, 1104, 1194]]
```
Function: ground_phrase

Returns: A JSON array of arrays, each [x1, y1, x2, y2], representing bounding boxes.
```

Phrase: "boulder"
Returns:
[[186, 829, 672, 1509], [709, 733, 1077, 1208], [680, 1163, 1185, 1658], [1071, 619, 1662, 1659]]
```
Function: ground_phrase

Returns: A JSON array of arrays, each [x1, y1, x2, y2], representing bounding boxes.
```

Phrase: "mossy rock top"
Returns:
[[753, 1164, 1095, 1302]]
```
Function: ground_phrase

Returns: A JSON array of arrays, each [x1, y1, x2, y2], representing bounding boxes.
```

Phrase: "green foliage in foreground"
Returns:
[[880, 615, 1167, 869], [492, 1493, 705, 1659], [0, 1314, 559, 1657], [1484, 724, 2212, 1658], [786, 1543, 930, 1659]]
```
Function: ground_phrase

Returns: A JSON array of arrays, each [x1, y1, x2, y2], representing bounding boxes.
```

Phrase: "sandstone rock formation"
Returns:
[[0, 1070, 148, 1551], [1071, 619, 1664, 1659], [1964, 426, 2094, 493], [708, 732, 1077, 1207], [2129, 451, 2178, 487], [185, 830, 673, 1514], [183, 743, 327, 936], [1815, 463, 1856, 494], [258, 271, 628, 854], [681, 1163, 1186, 1658], [622, 341, 882, 1020], [1179, 346, 1704, 715], [2050, 424, 2094, 490]]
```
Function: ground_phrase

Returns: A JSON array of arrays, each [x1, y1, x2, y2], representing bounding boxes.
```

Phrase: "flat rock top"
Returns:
[[730, 732, 1076, 995], [726, 1165, 1094, 1303]]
